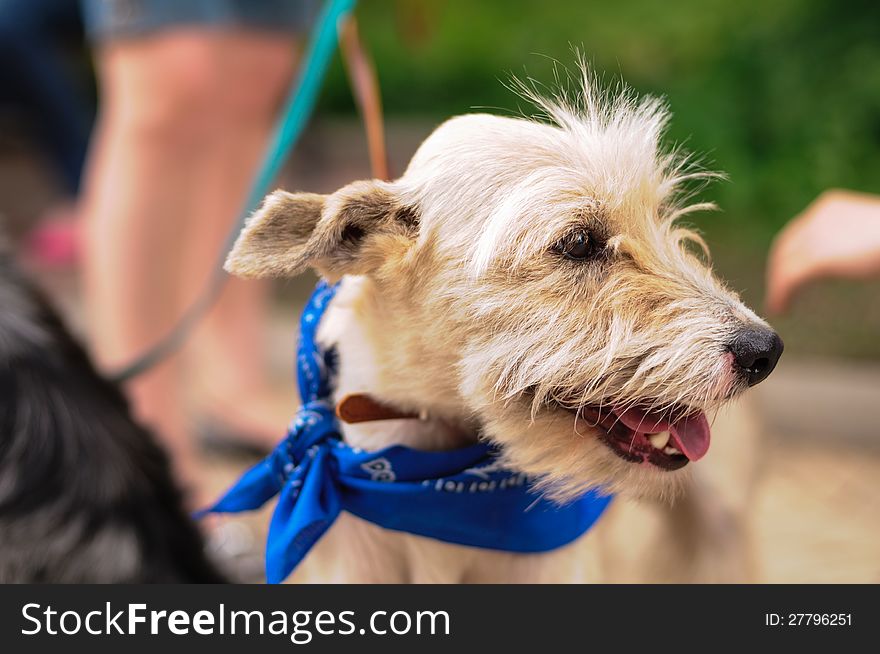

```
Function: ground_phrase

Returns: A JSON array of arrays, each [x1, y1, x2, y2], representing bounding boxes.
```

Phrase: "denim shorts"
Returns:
[[81, 0, 318, 41]]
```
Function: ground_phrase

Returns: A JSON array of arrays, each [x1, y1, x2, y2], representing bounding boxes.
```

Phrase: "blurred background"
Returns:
[[1, 0, 878, 581]]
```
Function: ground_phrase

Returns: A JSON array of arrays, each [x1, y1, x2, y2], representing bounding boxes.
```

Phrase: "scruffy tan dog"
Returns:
[[225, 70, 782, 583]]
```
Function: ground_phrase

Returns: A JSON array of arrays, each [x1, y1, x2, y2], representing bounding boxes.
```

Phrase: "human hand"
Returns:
[[766, 189, 880, 315]]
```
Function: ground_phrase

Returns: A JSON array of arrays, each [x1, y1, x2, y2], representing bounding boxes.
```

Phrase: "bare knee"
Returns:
[[97, 31, 297, 146], [211, 32, 299, 124]]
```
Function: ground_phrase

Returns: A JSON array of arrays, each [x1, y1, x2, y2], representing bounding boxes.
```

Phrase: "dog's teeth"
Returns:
[[648, 431, 670, 450], [663, 445, 682, 456]]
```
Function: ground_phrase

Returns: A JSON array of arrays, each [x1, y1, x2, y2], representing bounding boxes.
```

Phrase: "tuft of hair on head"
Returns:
[[506, 54, 724, 226]]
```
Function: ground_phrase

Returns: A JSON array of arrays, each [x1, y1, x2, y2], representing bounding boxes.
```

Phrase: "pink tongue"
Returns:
[[612, 407, 711, 462]]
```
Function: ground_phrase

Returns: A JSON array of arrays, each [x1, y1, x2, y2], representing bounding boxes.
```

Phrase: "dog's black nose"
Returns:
[[730, 326, 783, 387]]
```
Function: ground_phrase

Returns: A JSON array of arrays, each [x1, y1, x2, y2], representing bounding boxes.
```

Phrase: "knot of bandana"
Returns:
[[204, 281, 613, 583]]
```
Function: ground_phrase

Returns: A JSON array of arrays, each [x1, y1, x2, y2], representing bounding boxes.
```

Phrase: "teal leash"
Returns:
[[112, 0, 358, 382]]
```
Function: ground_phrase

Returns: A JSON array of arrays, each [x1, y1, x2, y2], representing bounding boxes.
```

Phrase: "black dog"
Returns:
[[0, 253, 225, 582]]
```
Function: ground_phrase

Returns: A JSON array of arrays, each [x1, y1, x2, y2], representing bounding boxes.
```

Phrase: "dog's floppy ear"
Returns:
[[225, 181, 418, 280], [224, 191, 325, 279]]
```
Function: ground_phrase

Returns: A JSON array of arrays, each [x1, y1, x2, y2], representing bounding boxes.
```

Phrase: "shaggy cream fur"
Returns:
[[225, 69, 771, 582]]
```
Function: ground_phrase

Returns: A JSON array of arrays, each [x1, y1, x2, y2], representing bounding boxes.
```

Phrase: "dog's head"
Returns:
[[227, 71, 781, 500]]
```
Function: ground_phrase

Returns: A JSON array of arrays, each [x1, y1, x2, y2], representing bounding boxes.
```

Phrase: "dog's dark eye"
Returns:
[[554, 231, 596, 261]]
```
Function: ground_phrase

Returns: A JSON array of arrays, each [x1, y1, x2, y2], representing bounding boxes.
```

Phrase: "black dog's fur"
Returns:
[[0, 254, 225, 582]]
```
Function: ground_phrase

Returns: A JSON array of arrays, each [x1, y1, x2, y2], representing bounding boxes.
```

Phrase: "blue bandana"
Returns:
[[205, 281, 612, 583]]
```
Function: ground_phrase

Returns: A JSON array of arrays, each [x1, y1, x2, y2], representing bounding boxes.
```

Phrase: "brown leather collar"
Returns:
[[335, 393, 421, 424]]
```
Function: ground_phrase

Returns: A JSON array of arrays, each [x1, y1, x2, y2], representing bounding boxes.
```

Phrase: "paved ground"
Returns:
[[753, 440, 880, 582], [748, 360, 880, 582]]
